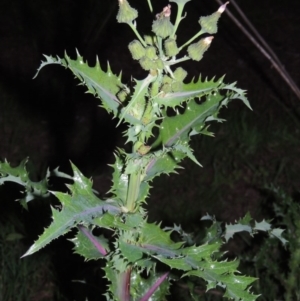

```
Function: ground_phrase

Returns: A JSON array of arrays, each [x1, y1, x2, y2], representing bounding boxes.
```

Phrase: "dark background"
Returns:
[[0, 0, 300, 300]]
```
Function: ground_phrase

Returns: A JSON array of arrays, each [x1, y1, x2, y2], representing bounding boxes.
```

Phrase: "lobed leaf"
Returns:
[[34, 52, 141, 125], [71, 225, 109, 259], [155, 75, 224, 109], [0, 159, 69, 208], [22, 163, 121, 257]]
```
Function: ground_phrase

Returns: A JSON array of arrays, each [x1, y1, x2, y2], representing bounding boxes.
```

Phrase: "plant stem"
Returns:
[[157, 36, 163, 57], [129, 22, 147, 47], [179, 29, 205, 51], [171, 3, 185, 39], [126, 170, 141, 211], [165, 55, 191, 66], [118, 268, 131, 301], [147, 0, 153, 13]]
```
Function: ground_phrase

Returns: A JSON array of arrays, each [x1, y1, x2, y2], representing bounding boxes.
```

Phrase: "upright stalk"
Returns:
[[126, 170, 142, 211], [147, 0, 153, 13]]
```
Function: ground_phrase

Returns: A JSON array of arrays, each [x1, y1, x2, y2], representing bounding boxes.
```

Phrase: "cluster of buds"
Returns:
[[128, 40, 165, 71], [119, 0, 229, 68], [160, 67, 188, 93]]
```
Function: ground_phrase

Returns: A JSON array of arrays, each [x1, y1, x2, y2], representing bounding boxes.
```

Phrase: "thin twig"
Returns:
[[229, 0, 300, 100], [215, 0, 300, 100]]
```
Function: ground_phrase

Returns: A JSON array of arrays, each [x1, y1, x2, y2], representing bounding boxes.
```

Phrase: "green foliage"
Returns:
[[0, 0, 287, 300], [0, 158, 71, 209], [238, 186, 297, 300]]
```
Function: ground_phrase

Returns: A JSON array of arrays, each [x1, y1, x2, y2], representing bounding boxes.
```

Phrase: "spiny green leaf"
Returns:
[[173, 141, 201, 166], [104, 262, 131, 301], [118, 74, 156, 126], [224, 224, 253, 242], [144, 76, 249, 181], [270, 228, 288, 246], [186, 262, 258, 301], [254, 219, 271, 232], [137, 272, 170, 301], [0, 159, 53, 207], [145, 92, 225, 180], [118, 222, 183, 263], [223, 82, 252, 110], [108, 152, 128, 205], [34, 52, 140, 125], [156, 94, 226, 147], [155, 75, 224, 108], [70, 226, 109, 260], [94, 213, 131, 230], [155, 242, 222, 271], [22, 163, 121, 257], [143, 148, 185, 181], [238, 212, 253, 225]]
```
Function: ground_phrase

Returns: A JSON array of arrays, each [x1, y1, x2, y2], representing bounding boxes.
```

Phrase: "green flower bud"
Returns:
[[137, 144, 151, 155], [198, 2, 228, 34], [171, 81, 183, 92], [152, 5, 174, 38], [144, 35, 155, 45], [117, 0, 138, 24], [150, 80, 159, 97], [164, 38, 179, 56], [142, 104, 153, 125], [145, 46, 157, 59], [128, 40, 145, 60], [155, 58, 164, 70], [173, 67, 187, 82], [161, 83, 172, 93], [187, 36, 214, 61], [117, 90, 128, 102], [141, 115, 151, 125], [139, 57, 156, 70], [162, 75, 172, 84]]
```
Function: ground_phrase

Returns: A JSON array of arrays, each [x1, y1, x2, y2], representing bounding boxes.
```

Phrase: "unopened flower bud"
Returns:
[[164, 38, 179, 56], [155, 58, 164, 70], [150, 80, 159, 97], [217, 2, 229, 13], [139, 57, 156, 70], [152, 5, 174, 38], [137, 144, 151, 155], [187, 36, 214, 61], [171, 81, 183, 92], [198, 2, 228, 34], [117, 0, 138, 24], [162, 75, 172, 84], [144, 35, 155, 45], [161, 83, 172, 93], [173, 67, 187, 82], [117, 90, 127, 102], [128, 40, 145, 60], [145, 46, 157, 59]]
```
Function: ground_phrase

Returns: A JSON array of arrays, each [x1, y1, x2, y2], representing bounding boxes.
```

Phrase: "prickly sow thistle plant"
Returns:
[[0, 0, 287, 300]]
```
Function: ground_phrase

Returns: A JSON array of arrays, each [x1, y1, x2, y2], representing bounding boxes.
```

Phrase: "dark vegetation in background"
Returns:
[[0, 0, 299, 300]]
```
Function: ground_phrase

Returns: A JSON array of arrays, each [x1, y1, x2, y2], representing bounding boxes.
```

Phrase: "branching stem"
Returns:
[[147, 0, 153, 13], [171, 3, 186, 38], [129, 22, 147, 47], [165, 55, 191, 66], [179, 29, 205, 51]]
